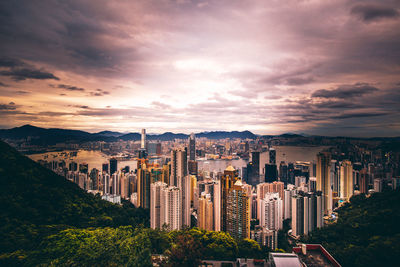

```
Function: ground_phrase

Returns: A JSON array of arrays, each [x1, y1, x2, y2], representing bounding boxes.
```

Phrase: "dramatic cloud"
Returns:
[[0, 0, 399, 136], [0, 102, 17, 110], [0, 57, 24, 68], [0, 68, 59, 81], [89, 89, 110, 97], [351, 4, 399, 22], [57, 84, 85, 91], [311, 83, 379, 99]]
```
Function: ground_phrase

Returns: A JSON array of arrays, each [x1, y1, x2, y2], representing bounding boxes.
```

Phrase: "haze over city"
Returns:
[[1, 0, 400, 136]]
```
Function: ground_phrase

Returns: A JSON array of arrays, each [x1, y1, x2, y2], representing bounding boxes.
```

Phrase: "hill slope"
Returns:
[[304, 190, 400, 267], [0, 140, 148, 254]]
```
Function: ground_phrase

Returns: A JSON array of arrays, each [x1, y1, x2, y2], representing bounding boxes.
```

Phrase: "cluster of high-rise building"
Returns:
[[36, 129, 400, 251]]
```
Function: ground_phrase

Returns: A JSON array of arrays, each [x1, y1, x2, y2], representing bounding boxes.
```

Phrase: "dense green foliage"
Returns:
[[29, 226, 152, 266], [304, 190, 400, 267], [155, 227, 262, 266], [0, 140, 148, 264]]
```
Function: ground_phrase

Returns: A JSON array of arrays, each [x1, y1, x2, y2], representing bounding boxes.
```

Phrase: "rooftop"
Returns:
[[292, 244, 341, 267], [269, 253, 302, 267], [225, 165, 236, 172]]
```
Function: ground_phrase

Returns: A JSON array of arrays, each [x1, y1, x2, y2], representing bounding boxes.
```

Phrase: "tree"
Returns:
[[237, 239, 262, 259], [165, 234, 203, 267]]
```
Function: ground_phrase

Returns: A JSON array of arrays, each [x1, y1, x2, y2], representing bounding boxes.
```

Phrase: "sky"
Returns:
[[0, 0, 399, 136]]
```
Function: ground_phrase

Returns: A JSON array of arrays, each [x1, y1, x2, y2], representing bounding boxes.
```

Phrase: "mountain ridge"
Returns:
[[0, 124, 258, 144]]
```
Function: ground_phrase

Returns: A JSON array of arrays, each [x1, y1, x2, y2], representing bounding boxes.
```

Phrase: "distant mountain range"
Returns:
[[0, 125, 258, 145], [1, 125, 399, 148]]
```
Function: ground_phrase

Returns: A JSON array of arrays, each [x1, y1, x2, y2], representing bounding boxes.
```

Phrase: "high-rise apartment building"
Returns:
[[137, 162, 151, 209], [284, 188, 296, 220], [291, 195, 304, 237], [226, 179, 251, 239], [170, 149, 187, 187], [109, 158, 117, 175], [256, 181, 284, 220], [251, 151, 260, 185], [150, 181, 167, 229], [179, 175, 191, 227], [340, 160, 353, 201], [359, 168, 369, 194], [221, 165, 239, 231], [317, 152, 332, 215], [160, 186, 181, 230], [291, 192, 323, 237], [259, 192, 283, 231], [198, 192, 214, 231], [213, 180, 221, 231], [189, 133, 196, 161]]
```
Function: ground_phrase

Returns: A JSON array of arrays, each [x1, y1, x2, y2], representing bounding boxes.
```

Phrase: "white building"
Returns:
[[160, 186, 182, 230], [259, 192, 283, 231], [150, 181, 168, 229]]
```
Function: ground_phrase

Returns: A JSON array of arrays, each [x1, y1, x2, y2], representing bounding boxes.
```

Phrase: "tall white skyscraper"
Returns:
[[141, 129, 146, 149], [284, 188, 296, 220], [340, 160, 353, 201], [291, 192, 323, 237], [179, 175, 191, 227], [150, 181, 168, 229], [259, 192, 283, 231], [213, 180, 221, 231], [160, 186, 181, 230]]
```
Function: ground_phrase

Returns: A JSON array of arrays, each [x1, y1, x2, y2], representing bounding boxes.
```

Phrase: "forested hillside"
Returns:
[[304, 190, 400, 267]]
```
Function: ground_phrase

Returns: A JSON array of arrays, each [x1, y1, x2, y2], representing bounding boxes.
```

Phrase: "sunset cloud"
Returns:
[[0, 0, 399, 136]]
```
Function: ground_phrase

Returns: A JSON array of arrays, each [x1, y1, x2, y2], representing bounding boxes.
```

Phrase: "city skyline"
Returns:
[[1, 0, 400, 136]]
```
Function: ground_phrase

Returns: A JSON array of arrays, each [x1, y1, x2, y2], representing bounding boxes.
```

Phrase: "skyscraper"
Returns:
[[179, 175, 191, 227], [291, 191, 323, 236], [213, 180, 221, 231], [265, 164, 278, 183], [170, 149, 187, 187], [138, 128, 147, 159], [340, 160, 353, 201], [102, 163, 108, 174], [269, 148, 276, 164], [150, 181, 167, 229], [221, 165, 239, 231], [188, 160, 198, 176], [137, 163, 151, 209], [198, 192, 214, 231], [284, 188, 296, 220], [110, 158, 117, 175], [279, 161, 288, 184], [317, 152, 332, 215], [259, 192, 283, 231], [189, 133, 196, 161], [359, 168, 369, 194], [141, 128, 146, 149], [291, 195, 304, 237], [160, 186, 181, 230], [226, 179, 251, 239], [251, 151, 260, 184]]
